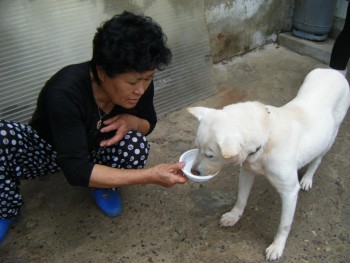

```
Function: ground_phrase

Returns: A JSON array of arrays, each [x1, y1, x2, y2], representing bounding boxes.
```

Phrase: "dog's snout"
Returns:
[[191, 168, 200, 176]]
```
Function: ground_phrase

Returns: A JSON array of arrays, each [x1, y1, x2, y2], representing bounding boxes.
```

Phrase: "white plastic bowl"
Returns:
[[179, 149, 217, 182]]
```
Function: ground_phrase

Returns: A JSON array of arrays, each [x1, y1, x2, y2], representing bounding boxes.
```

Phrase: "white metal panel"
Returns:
[[0, 0, 215, 123]]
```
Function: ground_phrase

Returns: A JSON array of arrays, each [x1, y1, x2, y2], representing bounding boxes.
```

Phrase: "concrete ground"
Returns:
[[1, 44, 349, 263]]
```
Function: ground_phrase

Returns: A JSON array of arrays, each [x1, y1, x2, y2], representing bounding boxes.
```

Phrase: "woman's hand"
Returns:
[[99, 114, 150, 147], [149, 162, 188, 187]]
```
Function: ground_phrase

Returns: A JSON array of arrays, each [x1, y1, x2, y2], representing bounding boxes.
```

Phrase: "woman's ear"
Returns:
[[96, 66, 106, 82]]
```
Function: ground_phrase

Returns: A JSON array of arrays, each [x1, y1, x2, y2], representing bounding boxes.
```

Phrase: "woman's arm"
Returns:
[[89, 162, 188, 188]]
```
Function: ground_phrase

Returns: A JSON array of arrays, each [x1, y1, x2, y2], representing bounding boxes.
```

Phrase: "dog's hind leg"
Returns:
[[300, 129, 338, 191], [220, 168, 255, 227], [300, 155, 323, 191]]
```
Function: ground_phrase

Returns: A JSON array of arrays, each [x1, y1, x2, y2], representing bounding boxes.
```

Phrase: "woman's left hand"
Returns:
[[99, 114, 142, 147]]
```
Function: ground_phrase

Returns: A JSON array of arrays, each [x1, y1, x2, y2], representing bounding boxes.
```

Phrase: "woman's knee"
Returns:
[[122, 131, 149, 154], [95, 131, 150, 169], [117, 131, 150, 167], [0, 120, 23, 152]]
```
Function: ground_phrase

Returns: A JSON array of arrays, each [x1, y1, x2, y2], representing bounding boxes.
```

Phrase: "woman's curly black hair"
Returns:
[[90, 11, 172, 83]]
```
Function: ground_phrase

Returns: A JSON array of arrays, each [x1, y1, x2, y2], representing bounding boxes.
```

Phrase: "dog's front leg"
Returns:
[[220, 167, 255, 227], [265, 177, 300, 261]]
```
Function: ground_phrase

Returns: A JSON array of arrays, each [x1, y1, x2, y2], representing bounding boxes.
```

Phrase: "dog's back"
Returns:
[[283, 68, 350, 168], [291, 68, 350, 124]]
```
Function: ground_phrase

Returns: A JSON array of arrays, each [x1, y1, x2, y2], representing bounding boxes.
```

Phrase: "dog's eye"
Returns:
[[204, 147, 215, 158], [205, 154, 214, 158]]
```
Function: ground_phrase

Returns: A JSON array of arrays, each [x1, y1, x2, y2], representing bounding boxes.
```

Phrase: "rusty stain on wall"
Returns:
[[204, 0, 293, 62]]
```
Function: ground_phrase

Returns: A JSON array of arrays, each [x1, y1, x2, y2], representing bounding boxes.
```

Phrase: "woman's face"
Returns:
[[98, 69, 155, 109]]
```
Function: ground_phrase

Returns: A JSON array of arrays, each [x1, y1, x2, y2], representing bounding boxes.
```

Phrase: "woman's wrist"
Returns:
[[133, 116, 150, 135]]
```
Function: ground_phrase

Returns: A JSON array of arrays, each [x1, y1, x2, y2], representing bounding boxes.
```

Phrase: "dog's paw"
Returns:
[[300, 177, 313, 191], [265, 242, 284, 261], [219, 211, 241, 227]]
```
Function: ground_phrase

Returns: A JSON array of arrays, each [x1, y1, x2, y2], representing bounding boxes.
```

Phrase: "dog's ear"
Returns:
[[218, 136, 241, 159], [187, 107, 214, 121]]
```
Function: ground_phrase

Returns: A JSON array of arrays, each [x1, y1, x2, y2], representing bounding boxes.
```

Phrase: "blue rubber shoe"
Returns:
[[0, 217, 15, 244], [91, 188, 122, 218]]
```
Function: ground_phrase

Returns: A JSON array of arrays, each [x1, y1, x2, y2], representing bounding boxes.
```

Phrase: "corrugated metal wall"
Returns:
[[0, 0, 215, 123]]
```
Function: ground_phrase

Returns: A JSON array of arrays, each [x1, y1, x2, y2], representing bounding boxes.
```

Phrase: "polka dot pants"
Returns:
[[90, 131, 149, 169], [0, 120, 150, 219]]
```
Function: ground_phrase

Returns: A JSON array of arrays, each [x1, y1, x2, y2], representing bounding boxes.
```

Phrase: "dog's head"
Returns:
[[187, 106, 245, 176], [188, 103, 270, 176]]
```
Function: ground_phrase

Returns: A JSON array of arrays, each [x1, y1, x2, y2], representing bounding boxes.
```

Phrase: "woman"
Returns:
[[0, 11, 188, 244]]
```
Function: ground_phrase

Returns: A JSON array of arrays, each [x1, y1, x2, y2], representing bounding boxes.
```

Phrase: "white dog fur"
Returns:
[[188, 68, 350, 261]]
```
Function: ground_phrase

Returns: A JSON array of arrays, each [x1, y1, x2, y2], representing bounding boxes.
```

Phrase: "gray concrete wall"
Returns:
[[204, 0, 294, 62]]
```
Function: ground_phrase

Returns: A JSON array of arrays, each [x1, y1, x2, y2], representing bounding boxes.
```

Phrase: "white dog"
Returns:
[[188, 68, 350, 261]]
